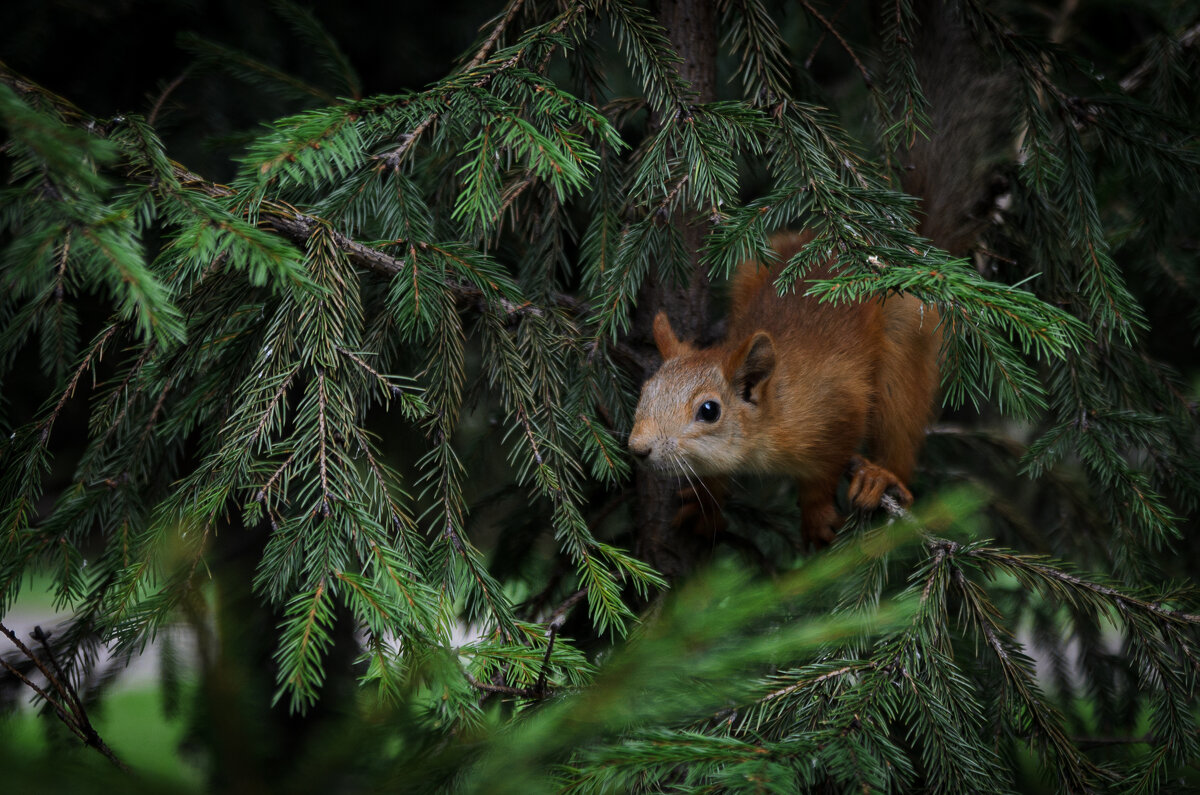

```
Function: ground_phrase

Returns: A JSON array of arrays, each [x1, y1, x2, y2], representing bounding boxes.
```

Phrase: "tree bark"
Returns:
[[898, 0, 1014, 259], [630, 0, 718, 582]]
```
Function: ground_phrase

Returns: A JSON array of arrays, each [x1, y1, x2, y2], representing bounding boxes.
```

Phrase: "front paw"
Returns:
[[847, 455, 913, 511]]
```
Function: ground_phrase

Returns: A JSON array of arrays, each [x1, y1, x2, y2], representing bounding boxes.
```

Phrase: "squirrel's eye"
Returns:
[[696, 400, 721, 423]]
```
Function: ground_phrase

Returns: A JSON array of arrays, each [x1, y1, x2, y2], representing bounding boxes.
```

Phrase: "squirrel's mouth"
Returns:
[[635, 457, 677, 475], [645, 453, 705, 480]]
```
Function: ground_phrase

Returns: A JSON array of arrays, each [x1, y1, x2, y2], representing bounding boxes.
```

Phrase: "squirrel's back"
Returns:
[[727, 230, 886, 361]]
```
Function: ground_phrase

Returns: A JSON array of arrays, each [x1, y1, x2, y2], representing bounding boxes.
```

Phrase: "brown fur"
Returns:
[[628, 231, 941, 545]]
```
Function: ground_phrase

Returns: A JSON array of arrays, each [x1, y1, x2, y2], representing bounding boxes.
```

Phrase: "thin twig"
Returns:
[[40, 324, 120, 444], [55, 230, 70, 302], [336, 346, 386, 383], [1048, 0, 1078, 45], [804, 0, 852, 69], [549, 587, 588, 627], [127, 374, 173, 470], [761, 662, 865, 702], [147, 67, 194, 126], [1120, 21, 1200, 94], [0, 655, 82, 740], [534, 621, 558, 695], [257, 448, 299, 503], [797, 0, 872, 88], [32, 627, 83, 716], [0, 622, 128, 771], [877, 493, 906, 520], [464, 670, 551, 699], [315, 369, 332, 517], [466, 0, 527, 72], [251, 364, 300, 447]]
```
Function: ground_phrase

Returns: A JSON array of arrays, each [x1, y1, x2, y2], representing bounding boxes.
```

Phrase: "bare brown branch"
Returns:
[[0, 622, 128, 771]]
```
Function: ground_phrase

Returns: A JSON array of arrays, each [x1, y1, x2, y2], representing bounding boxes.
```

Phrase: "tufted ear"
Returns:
[[726, 331, 775, 405], [652, 311, 682, 359]]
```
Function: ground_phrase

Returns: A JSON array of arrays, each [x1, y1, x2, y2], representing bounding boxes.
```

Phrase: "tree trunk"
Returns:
[[898, 0, 1014, 259], [631, 0, 717, 582]]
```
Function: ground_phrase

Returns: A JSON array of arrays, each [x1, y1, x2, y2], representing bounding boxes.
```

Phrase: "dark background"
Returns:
[[3, 0, 488, 179]]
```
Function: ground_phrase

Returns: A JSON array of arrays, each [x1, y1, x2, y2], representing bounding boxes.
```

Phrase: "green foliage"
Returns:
[[2, 0, 1199, 792]]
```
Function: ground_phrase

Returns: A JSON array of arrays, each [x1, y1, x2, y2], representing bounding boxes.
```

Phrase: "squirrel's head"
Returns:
[[628, 311, 775, 477]]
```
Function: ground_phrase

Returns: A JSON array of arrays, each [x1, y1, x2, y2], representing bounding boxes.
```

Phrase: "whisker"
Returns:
[[678, 455, 717, 526], [671, 453, 699, 506], [682, 458, 716, 504], [671, 451, 695, 493]]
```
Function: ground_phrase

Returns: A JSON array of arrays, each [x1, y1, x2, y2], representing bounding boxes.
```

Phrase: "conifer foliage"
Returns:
[[1, 0, 1199, 791]]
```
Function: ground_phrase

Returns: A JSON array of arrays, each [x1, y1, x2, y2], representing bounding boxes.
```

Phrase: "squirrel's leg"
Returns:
[[863, 296, 940, 509], [673, 476, 727, 537], [799, 400, 874, 545], [797, 472, 844, 547]]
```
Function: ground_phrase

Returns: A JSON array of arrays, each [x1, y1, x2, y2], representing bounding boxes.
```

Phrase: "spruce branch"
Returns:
[[0, 63, 582, 324], [92, 339, 157, 444], [760, 662, 869, 704], [961, 546, 1200, 626], [949, 559, 1101, 791], [259, 199, 583, 319], [314, 368, 333, 517], [377, 1, 586, 168], [593, 0, 692, 114], [251, 364, 301, 450]]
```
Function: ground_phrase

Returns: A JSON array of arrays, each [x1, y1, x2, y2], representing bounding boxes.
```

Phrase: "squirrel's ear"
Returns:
[[728, 332, 775, 405], [652, 311, 681, 359]]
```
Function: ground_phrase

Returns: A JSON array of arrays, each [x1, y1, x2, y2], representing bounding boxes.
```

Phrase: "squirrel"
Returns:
[[627, 230, 941, 545]]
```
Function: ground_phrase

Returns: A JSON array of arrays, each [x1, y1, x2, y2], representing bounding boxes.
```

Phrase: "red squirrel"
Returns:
[[627, 230, 941, 545]]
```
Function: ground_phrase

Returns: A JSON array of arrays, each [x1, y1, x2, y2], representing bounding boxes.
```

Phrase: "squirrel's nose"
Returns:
[[628, 440, 652, 460]]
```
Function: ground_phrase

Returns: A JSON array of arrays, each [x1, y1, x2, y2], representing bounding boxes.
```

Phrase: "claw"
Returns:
[[847, 455, 912, 510]]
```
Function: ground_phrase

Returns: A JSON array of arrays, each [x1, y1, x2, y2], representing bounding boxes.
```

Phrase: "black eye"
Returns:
[[696, 400, 721, 423]]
